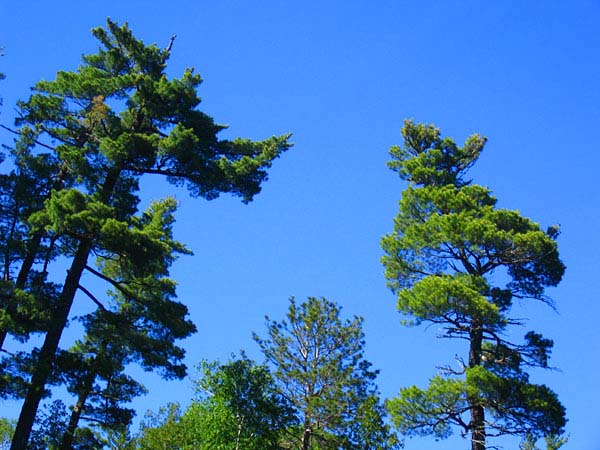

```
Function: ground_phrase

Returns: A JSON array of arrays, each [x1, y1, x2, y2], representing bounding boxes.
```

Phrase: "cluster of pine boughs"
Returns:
[[0, 20, 566, 450]]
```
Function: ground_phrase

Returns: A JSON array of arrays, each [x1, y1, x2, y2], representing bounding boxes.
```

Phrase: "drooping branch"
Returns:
[[0, 124, 58, 152]]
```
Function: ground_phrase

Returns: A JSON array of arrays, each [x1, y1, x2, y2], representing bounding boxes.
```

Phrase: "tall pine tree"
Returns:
[[381, 120, 566, 450], [0, 20, 291, 449]]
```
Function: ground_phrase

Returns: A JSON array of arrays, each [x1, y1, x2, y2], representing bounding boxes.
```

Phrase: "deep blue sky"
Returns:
[[1, 1, 599, 449]]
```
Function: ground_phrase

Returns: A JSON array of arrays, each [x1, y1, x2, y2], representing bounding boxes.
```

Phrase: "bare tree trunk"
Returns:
[[469, 322, 486, 450], [234, 415, 244, 450], [60, 359, 97, 450], [470, 406, 486, 450], [301, 423, 311, 450], [10, 240, 94, 450]]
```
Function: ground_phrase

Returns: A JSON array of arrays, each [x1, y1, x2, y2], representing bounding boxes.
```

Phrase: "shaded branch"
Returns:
[[77, 284, 107, 311], [0, 124, 56, 151], [84, 265, 138, 302]]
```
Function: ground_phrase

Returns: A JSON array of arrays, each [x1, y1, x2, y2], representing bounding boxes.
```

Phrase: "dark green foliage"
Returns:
[[382, 120, 566, 450], [254, 297, 401, 450], [1, 19, 290, 449], [28, 400, 105, 450]]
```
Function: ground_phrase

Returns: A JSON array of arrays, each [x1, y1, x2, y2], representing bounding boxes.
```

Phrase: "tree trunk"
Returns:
[[468, 322, 486, 450], [10, 168, 120, 450], [60, 358, 97, 450], [234, 415, 244, 450], [10, 239, 93, 450], [470, 405, 486, 450], [301, 423, 311, 450]]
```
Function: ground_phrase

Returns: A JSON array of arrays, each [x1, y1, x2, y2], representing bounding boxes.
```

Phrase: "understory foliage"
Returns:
[[188, 357, 296, 449], [0, 19, 290, 449], [381, 121, 566, 450], [133, 298, 400, 450], [136, 356, 295, 450], [0, 419, 14, 450]]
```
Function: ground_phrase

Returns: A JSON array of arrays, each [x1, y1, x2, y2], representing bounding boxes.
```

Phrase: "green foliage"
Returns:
[[189, 356, 295, 449], [254, 297, 401, 450], [519, 433, 569, 450], [134, 357, 295, 450], [0, 418, 14, 450], [543, 434, 569, 450], [1, 19, 290, 449], [28, 400, 105, 450], [387, 120, 486, 187], [381, 120, 566, 449], [136, 403, 190, 450], [134, 305, 401, 450], [386, 375, 466, 439]]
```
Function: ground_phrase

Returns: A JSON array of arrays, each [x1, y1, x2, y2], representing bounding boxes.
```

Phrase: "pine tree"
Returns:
[[0, 19, 290, 449], [381, 120, 566, 450], [254, 297, 401, 450]]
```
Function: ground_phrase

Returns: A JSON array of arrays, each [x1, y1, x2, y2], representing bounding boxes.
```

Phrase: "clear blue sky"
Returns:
[[1, 1, 599, 449]]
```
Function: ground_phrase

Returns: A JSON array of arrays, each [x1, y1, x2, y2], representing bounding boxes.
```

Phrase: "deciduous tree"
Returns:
[[381, 120, 566, 450], [133, 357, 296, 450], [187, 356, 295, 450], [0, 418, 14, 450], [135, 403, 189, 450]]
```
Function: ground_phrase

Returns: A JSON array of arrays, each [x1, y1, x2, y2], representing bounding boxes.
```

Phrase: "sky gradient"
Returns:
[[1, 1, 599, 449]]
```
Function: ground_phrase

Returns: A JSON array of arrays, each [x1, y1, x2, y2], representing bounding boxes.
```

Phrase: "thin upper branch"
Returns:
[[0, 124, 57, 151], [77, 284, 108, 311]]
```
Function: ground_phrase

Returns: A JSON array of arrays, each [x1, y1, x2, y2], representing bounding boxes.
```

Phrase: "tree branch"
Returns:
[[84, 265, 138, 302], [77, 284, 107, 311], [0, 124, 56, 151]]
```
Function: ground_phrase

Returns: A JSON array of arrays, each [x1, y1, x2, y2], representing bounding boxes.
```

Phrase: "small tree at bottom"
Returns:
[[254, 296, 401, 450]]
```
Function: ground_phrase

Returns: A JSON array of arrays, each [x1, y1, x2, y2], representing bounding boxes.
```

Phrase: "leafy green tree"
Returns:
[[0, 418, 14, 450], [254, 297, 401, 450], [134, 357, 295, 450], [381, 120, 566, 450], [1, 19, 290, 449], [136, 403, 189, 450], [187, 356, 296, 450]]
